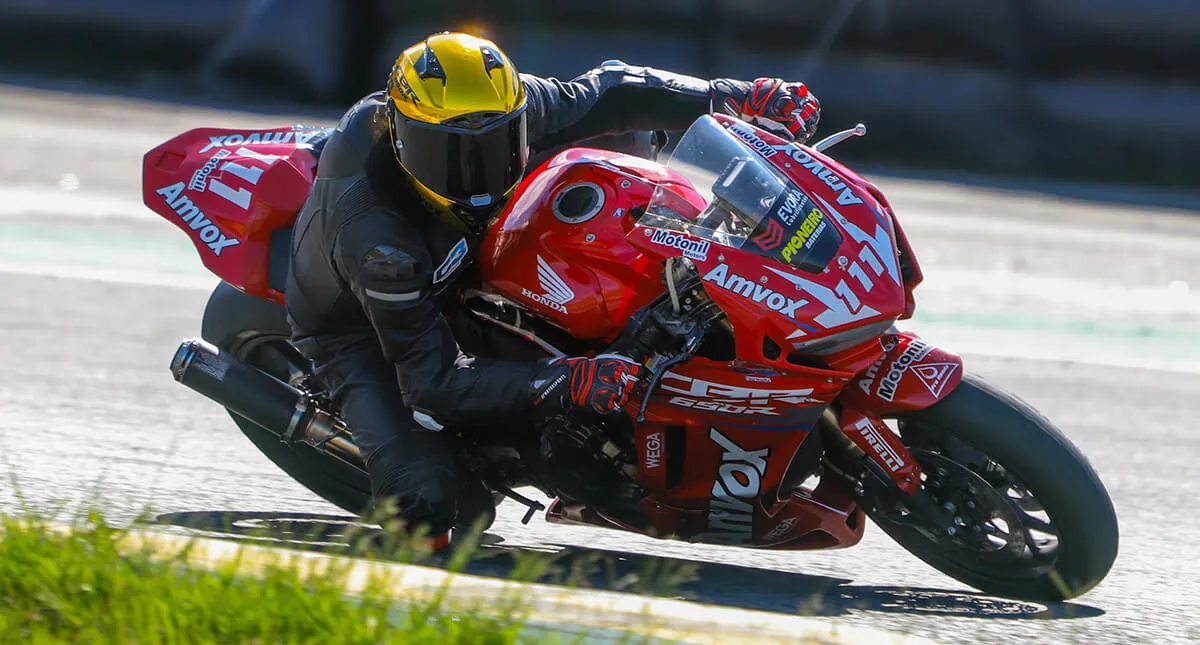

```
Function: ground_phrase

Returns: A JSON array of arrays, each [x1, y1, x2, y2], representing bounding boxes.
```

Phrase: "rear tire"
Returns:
[[201, 283, 372, 515], [868, 373, 1118, 601]]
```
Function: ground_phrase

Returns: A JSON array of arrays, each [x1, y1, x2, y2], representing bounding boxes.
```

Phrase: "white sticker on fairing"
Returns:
[[154, 182, 241, 256], [771, 144, 864, 206], [811, 193, 899, 285], [693, 428, 769, 546], [198, 130, 322, 154]]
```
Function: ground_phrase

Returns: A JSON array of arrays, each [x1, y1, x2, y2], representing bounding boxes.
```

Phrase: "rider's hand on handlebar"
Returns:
[[712, 77, 821, 143], [530, 354, 646, 416]]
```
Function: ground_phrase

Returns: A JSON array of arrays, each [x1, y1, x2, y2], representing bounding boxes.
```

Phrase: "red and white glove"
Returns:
[[712, 77, 821, 143], [531, 354, 646, 416]]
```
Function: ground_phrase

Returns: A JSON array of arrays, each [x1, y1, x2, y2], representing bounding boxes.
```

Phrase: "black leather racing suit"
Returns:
[[286, 62, 743, 535]]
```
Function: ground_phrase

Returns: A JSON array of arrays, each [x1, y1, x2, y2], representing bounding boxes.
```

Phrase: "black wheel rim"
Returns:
[[868, 420, 1064, 580]]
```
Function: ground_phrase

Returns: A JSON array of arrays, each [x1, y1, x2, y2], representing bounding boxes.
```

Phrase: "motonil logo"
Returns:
[[521, 256, 575, 313], [877, 339, 934, 401], [188, 149, 231, 192], [726, 121, 777, 158], [702, 264, 807, 318], [649, 229, 710, 261], [154, 182, 241, 256], [694, 428, 769, 545]]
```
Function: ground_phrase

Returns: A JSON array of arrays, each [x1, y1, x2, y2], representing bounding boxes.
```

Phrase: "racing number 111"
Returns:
[[209, 147, 280, 210], [836, 245, 886, 313]]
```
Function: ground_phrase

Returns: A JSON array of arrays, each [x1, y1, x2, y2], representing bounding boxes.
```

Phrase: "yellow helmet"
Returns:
[[386, 32, 529, 230]]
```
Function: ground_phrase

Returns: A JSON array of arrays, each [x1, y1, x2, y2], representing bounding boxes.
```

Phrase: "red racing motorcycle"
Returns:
[[144, 113, 1118, 602]]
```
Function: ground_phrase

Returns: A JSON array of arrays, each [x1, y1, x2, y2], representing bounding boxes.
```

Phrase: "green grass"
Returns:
[[0, 508, 660, 645]]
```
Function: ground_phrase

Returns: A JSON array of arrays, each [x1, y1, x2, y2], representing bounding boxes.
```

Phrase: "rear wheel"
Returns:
[[864, 373, 1118, 601], [200, 283, 372, 515], [225, 333, 373, 515]]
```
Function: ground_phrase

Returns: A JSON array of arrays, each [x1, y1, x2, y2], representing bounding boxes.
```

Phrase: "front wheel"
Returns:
[[865, 373, 1118, 602]]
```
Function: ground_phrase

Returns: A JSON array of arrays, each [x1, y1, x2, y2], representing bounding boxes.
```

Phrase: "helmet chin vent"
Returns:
[[443, 111, 506, 129]]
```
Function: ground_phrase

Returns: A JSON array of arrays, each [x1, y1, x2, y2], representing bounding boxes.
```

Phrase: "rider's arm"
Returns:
[[523, 63, 820, 151], [521, 62, 714, 152], [331, 208, 537, 429]]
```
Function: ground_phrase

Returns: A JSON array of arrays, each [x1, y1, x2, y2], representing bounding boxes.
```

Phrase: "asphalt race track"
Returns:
[[2, 84, 1199, 644]]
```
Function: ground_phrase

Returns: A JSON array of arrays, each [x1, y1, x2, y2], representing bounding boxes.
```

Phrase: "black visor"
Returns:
[[392, 106, 529, 208]]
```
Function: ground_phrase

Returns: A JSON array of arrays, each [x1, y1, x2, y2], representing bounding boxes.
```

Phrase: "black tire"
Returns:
[[200, 283, 373, 515], [870, 372, 1119, 602]]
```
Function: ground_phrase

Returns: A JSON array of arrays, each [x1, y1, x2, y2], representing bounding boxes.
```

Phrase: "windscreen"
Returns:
[[637, 115, 841, 273]]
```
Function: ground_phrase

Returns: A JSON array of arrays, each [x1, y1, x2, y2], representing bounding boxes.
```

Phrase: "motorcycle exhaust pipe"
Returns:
[[169, 339, 363, 469]]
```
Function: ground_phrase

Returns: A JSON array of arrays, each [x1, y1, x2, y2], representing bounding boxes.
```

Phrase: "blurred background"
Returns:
[[0, 0, 1197, 192]]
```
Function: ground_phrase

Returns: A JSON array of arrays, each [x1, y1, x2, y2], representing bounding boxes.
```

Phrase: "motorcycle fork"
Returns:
[[819, 406, 952, 529]]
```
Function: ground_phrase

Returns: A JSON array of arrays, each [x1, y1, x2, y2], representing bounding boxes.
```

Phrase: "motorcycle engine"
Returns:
[[537, 413, 646, 523]]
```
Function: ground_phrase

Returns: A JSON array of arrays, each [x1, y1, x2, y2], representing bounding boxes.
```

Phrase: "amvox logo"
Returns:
[[199, 129, 322, 154], [154, 182, 241, 256], [694, 428, 769, 545], [521, 256, 575, 313], [771, 144, 864, 206], [702, 264, 807, 318]]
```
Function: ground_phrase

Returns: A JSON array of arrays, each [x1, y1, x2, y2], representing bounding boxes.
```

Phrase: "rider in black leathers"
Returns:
[[285, 32, 821, 542]]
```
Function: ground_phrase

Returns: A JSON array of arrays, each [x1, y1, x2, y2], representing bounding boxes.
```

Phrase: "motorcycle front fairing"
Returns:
[[627, 115, 964, 507]]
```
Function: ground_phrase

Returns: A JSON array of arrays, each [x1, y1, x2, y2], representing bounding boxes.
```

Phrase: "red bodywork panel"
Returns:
[[143, 116, 964, 552], [141, 126, 325, 304]]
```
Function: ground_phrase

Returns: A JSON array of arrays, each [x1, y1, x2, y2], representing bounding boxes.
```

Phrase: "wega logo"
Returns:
[[521, 256, 575, 313], [852, 417, 905, 472], [695, 428, 769, 545], [648, 228, 710, 261], [661, 372, 813, 416], [644, 432, 663, 469], [771, 144, 864, 206], [154, 182, 241, 256], [726, 121, 777, 158], [877, 339, 934, 401]]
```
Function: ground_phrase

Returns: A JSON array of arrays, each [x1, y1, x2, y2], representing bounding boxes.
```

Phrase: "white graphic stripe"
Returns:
[[811, 193, 900, 285]]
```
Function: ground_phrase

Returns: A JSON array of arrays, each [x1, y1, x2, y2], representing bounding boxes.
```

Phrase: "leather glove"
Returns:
[[711, 77, 821, 143], [530, 354, 646, 416]]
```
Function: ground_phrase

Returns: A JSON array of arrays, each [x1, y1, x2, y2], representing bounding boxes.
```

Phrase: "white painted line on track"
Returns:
[[917, 267, 1200, 317], [0, 261, 217, 291], [0, 186, 154, 220], [905, 320, 1200, 376]]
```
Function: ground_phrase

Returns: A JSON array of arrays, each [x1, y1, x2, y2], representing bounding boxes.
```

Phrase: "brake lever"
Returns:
[[634, 328, 703, 423]]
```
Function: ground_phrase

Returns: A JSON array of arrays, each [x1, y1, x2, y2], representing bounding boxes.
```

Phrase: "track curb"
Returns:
[[110, 525, 936, 644]]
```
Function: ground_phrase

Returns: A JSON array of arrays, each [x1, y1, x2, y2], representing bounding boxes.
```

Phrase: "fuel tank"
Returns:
[[479, 148, 704, 341]]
